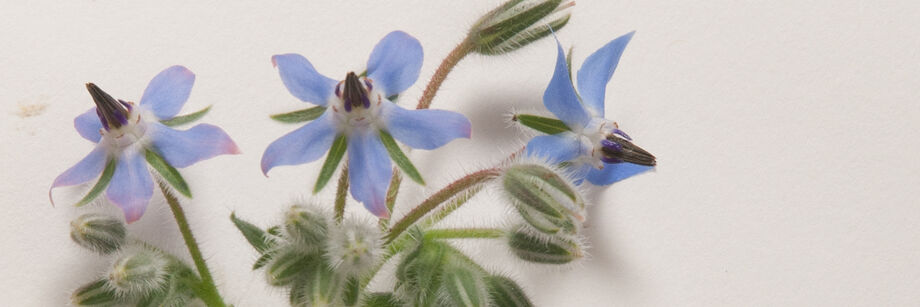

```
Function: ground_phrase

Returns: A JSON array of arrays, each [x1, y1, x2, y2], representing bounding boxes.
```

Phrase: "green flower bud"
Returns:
[[137, 263, 198, 307], [470, 0, 573, 55], [326, 218, 382, 278], [70, 213, 126, 255], [266, 248, 317, 287], [442, 264, 489, 307], [508, 226, 584, 264], [71, 279, 122, 306], [395, 239, 450, 307], [501, 163, 584, 235], [284, 203, 330, 253], [484, 275, 533, 307], [289, 260, 340, 307], [107, 246, 169, 296]]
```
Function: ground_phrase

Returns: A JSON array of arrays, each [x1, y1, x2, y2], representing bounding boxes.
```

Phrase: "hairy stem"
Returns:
[[386, 168, 502, 243], [425, 228, 505, 240], [334, 163, 349, 224], [416, 38, 475, 110], [158, 182, 226, 307]]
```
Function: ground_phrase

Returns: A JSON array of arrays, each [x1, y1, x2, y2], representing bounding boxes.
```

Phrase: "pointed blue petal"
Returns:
[[525, 133, 581, 164], [544, 37, 590, 129], [74, 107, 103, 143], [380, 101, 470, 150], [50, 146, 108, 202], [272, 54, 337, 106], [347, 130, 392, 218], [585, 162, 652, 186], [140, 65, 196, 120], [576, 31, 634, 116], [106, 151, 154, 223], [148, 122, 240, 169], [261, 111, 337, 175], [366, 31, 423, 96]]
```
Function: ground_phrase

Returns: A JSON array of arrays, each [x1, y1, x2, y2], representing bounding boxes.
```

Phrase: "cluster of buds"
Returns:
[[233, 202, 383, 306], [500, 162, 587, 264], [69, 214, 201, 306]]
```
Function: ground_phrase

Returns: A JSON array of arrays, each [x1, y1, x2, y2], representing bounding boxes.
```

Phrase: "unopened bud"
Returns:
[[508, 226, 584, 264], [470, 0, 573, 55], [71, 279, 121, 306], [289, 261, 340, 307], [502, 163, 584, 235], [266, 248, 317, 286], [283, 203, 330, 253], [442, 264, 489, 307], [107, 246, 169, 296], [326, 218, 382, 277], [485, 275, 534, 307], [70, 213, 127, 254], [362, 293, 404, 307]]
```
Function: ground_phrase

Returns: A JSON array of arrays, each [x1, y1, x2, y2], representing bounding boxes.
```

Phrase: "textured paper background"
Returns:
[[2, 0, 919, 305]]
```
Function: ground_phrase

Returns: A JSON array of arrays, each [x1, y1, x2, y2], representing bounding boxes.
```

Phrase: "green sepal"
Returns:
[[159, 105, 212, 127], [512, 114, 570, 135], [473, 0, 562, 52], [71, 279, 123, 306], [342, 276, 360, 306], [362, 293, 404, 307], [484, 275, 533, 307], [484, 14, 571, 56], [144, 149, 191, 198], [75, 158, 116, 207], [442, 265, 488, 307], [266, 249, 317, 286], [270, 106, 326, 124], [315, 134, 348, 193], [253, 251, 275, 270], [508, 227, 583, 264], [379, 130, 424, 185], [136, 262, 198, 307], [230, 212, 274, 253]]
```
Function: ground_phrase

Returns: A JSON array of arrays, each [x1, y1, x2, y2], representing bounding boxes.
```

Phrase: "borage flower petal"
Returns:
[[272, 54, 337, 106], [576, 31, 634, 116], [347, 130, 392, 218], [74, 108, 103, 143], [366, 31, 424, 97], [148, 122, 240, 168], [140, 65, 196, 120], [380, 101, 471, 150], [261, 112, 337, 175], [543, 39, 590, 130], [50, 146, 108, 196], [585, 162, 653, 186], [106, 151, 154, 223]]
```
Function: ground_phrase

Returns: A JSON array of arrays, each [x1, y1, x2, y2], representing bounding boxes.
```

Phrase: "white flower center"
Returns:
[[573, 117, 616, 169], [329, 74, 384, 133]]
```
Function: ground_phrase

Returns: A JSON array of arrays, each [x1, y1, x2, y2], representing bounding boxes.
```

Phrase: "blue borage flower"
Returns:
[[525, 32, 656, 185], [50, 66, 240, 222], [261, 31, 472, 218]]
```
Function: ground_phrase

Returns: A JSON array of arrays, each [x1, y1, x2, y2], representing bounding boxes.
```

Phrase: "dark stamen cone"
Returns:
[[601, 136, 657, 166], [342, 72, 369, 111], [86, 83, 129, 130]]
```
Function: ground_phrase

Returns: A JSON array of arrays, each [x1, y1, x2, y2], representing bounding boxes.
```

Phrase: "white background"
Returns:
[[2, 0, 919, 306]]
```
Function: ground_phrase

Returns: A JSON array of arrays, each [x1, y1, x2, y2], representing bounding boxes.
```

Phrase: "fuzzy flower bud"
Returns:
[[289, 261, 340, 307], [501, 163, 584, 235], [283, 203, 331, 253], [470, 0, 573, 55], [107, 246, 169, 296], [265, 248, 318, 287], [70, 213, 127, 255], [507, 225, 584, 264], [484, 275, 534, 307], [71, 279, 121, 306], [325, 218, 383, 278]]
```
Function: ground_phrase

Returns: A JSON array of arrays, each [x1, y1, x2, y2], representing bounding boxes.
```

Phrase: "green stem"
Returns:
[[334, 163, 349, 224], [385, 168, 502, 243], [158, 182, 226, 307], [425, 228, 505, 240], [416, 38, 475, 110]]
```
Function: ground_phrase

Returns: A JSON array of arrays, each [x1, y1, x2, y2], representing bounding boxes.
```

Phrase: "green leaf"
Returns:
[[253, 251, 275, 270], [485, 275, 533, 307], [159, 105, 212, 127], [270, 106, 326, 123], [231, 212, 272, 253], [314, 134, 347, 193], [144, 149, 191, 198], [75, 158, 116, 207], [512, 114, 570, 135], [378, 130, 424, 185]]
